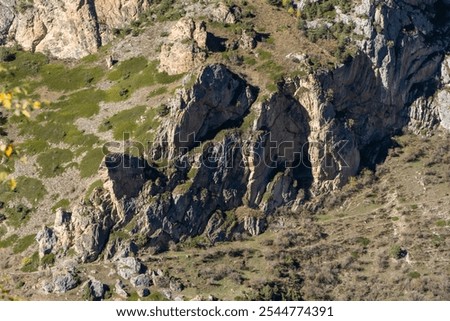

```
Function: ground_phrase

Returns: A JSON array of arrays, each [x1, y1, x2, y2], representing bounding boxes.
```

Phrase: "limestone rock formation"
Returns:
[[206, 2, 241, 24], [154, 63, 258, 157], [36, 226, 57, 258], [43, 271, 79, 294], [159, 18, 208, 75], [85, 278, 106, 300], [51, 189, 118, 263], [0, 0, 150, 59], [36, 0, 450, 269], [293, 0, 450, 191], [115, 280, 129, 298], [435, 55, 450, 131]]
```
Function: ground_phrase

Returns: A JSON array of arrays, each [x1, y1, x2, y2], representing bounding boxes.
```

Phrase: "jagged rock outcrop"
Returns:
[[45, 0, 450, 265], [36, 226, 57, 258], [115, 280, 129, 298], [52, 189, 117, 263], [0, 0, 150, 59], [206, 2, 241, 24], [42, 270, 79, 294], [159, 18, 208, 75], [85, 278, 106, 300], [154, 63, 258, 157], [294, 0, 450, 191]]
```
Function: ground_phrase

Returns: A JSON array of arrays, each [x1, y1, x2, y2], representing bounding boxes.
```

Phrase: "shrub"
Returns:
[[0, 47, 16, 62], [41, 253, 56, 267], [21, 251, 40, 272], [409, 271, 421, 279]]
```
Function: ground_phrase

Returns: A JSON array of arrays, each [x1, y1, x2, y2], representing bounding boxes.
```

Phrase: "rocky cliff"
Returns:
[[0, 0, 150, 59], [33, 0, 450, 263]]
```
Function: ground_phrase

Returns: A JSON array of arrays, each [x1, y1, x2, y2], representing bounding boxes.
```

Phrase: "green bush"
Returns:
[[0, 47, 16, 62], [40, 253, 55, 267], [408, 271, 421, 279], [21, 251, 40, 272]]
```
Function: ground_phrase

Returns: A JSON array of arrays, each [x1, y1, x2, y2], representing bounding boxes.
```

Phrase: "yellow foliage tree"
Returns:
[[0, 64, 41, 189]]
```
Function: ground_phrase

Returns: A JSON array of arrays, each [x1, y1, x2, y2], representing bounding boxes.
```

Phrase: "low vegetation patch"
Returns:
[[12, 234, 36, 254], [36, 63, 104, 92], [85, 179, 103, 201], [0, 234, 19, 248], [51, 198, 70, 212], [36, 148, 74, 178], [79, 148, 105, 178], [104, 59, 183, 102], [20, 251, 40, 272]]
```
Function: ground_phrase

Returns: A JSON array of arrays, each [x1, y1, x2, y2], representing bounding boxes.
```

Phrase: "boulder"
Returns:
[[36, 226, 57, 257], [116, 257, 143, 280], [0, 0, 151, 59], [239, 30, 256, 50], [52, 272, 79, 294], [207, 3, 241, 24], [115, 280, 129, 298], [159, 18, 208, 75], [130, 274, 152, 288], [86, 278, 106, 300]]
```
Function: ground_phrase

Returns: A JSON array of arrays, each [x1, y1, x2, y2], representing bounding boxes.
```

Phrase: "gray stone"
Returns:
[[115, 280, 129, 298], [116, 257, 143, 280], [137, 288, 150, 298], [36, 226, 57, 257], [41, 281, 54, 294], [0, 0, 151, 59], [88, 278, 106, 300], [53, 272, 78, 293], [130, 274, 151, 288]]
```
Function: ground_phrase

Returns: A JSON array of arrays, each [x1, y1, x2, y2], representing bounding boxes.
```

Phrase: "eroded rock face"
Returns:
[[295, 0, 450, 191], [0, 0, 150, 59], [435, 56, 450, 131], [159, 18, 208, 75], [42, 270, 79, 294], [206, 2, 241, 24], [52, 189, 117, 263], [47, 0, 450, 264], [154, 64, 258, 157], [36, 226, 57, 258]]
